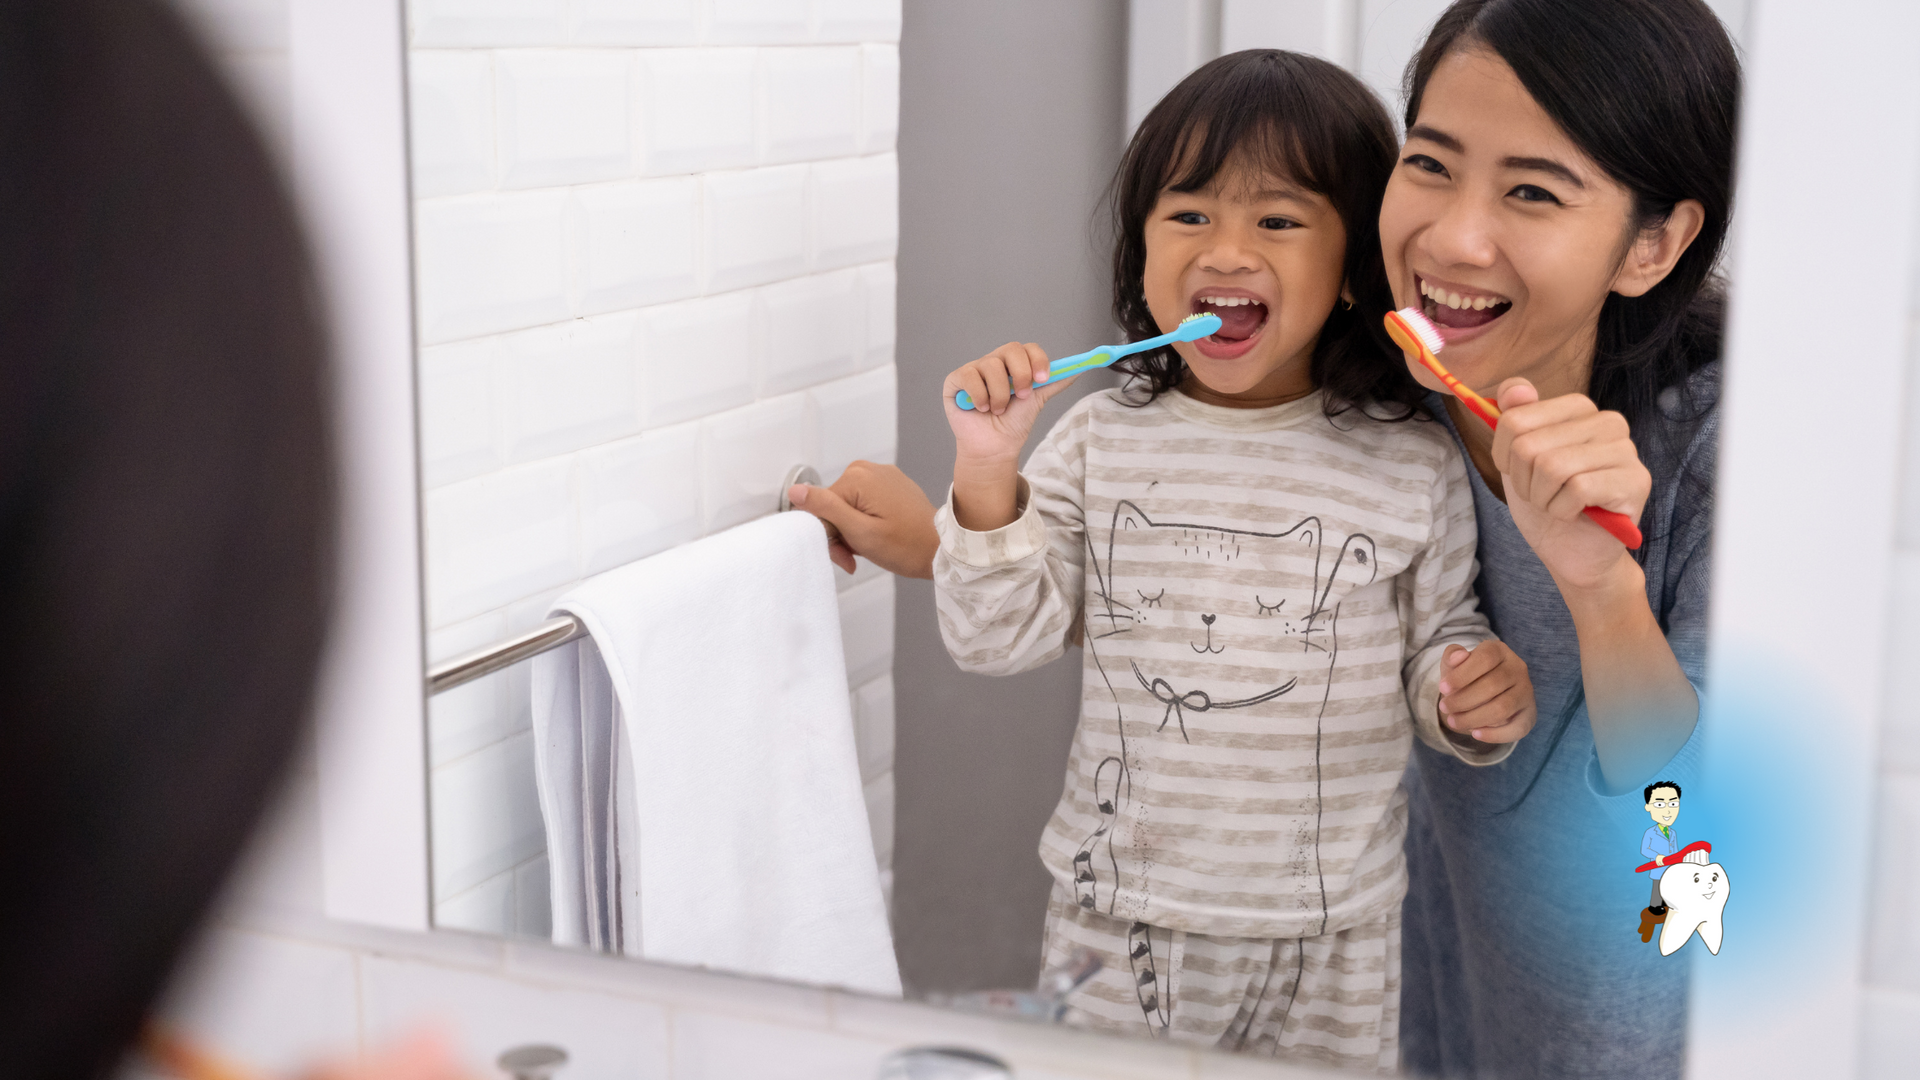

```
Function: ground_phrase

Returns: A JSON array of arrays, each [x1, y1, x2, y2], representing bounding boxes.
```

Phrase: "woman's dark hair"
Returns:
[[1109, 49, 1423, 420], [1405, 0, 1740, 427], [0, 2, 333, 1077]]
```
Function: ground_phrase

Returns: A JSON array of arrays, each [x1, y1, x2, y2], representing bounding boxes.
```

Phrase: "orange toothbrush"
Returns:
[[141, 1025, 264, 1080], [1384, 307, 1643, 550]]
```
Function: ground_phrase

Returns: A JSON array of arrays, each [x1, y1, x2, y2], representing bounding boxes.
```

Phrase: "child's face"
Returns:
[[1141, 158, 1348, 405], [1378, 47, 1643, 401]]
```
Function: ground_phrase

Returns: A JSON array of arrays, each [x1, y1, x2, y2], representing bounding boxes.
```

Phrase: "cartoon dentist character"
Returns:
[[1638, 781, 1683, 940], [1632, 781, 1730, 955]]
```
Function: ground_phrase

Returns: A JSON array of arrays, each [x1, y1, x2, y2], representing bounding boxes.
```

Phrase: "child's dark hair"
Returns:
[[1108, 50, 1422, 420], [1405, 0, 1739, 430]]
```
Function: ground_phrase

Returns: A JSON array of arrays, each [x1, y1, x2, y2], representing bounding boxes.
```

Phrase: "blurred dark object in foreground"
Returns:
[[0, 2, 333, 1078]]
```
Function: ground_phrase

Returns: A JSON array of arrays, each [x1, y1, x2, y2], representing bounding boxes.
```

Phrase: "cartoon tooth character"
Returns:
[[1657, 849, 1728, 956]]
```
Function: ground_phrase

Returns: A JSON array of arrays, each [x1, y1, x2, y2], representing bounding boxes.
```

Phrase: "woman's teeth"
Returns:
[[1419, 279, 1507, 311]]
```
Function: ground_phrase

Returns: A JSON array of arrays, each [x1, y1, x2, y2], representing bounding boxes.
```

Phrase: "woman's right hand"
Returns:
[[943, 342, 1076, 530]]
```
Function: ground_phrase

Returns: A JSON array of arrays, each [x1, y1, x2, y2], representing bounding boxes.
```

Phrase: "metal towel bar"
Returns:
[[425, 464, 821, 697]]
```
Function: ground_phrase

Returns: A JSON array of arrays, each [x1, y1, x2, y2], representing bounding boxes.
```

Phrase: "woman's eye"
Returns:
[[1510, 184, 1561, 205], [1172, 211, 1208, 225], [1258, 216, 1298, 231], [1402, 154, 1447, 177]]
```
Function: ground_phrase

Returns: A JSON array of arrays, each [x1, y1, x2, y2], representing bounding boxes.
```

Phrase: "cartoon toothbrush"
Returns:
[[954, 312, 1223, 411], [1384, 307, 1644, 550]]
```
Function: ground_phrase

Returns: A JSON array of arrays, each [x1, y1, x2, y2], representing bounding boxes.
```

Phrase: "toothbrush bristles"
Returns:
[[1395, 307, 1446, 355]]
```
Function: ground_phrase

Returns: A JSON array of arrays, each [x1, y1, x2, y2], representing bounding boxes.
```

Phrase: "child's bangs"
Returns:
[[1155, 83, 1342, 202]]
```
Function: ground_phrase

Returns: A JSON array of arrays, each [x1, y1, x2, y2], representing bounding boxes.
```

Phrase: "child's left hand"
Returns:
[[1437, 641, 1536, 744]]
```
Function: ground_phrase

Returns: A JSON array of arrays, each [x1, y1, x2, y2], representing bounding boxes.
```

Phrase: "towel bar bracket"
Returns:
[[778, 464, 820, 512], [424, 463, 820, 697]]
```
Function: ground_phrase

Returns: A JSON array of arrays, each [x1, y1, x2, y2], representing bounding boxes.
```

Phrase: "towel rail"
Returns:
[[425, 464, 821, 697]]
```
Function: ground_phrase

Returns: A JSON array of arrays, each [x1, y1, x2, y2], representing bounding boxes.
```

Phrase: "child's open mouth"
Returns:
[[1419, 276, 1512, 332], [1191, 291, 1268, 359]]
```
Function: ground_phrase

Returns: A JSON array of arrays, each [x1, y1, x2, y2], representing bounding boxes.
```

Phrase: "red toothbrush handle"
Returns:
[[1582, 506, 1642, 550]]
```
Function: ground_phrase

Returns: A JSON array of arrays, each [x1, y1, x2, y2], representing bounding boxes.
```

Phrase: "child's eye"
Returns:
[[1509, 184, 1561, 205], [1258, 216, 1299, 231], [1172, 211, 1208, 225], [1402, 154, 1448, 177]]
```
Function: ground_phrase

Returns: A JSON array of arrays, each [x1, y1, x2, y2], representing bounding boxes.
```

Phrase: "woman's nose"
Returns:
[[1422, 195, 1499, 271]]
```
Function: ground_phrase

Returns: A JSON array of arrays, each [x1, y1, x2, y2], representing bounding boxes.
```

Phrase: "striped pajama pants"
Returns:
[[1040, 886, 1401, 1074]]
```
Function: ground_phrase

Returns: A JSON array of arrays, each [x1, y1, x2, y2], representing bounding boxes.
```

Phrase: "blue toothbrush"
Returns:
[[954, 312, 1224, 411]]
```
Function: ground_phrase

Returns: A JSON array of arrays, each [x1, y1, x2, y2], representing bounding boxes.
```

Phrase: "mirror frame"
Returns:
[[298, 0, 432, 932]]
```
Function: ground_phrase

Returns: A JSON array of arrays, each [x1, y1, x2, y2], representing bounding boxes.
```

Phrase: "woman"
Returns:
[[797, 1, 1736, 1074], [1384, 2, 1734, 1077]]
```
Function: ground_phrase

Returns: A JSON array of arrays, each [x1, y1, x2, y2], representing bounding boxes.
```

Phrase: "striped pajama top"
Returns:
[[933, 387, 1509, 940]]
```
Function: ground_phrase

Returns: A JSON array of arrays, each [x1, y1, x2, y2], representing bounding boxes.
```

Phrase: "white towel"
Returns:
[[531, 511, 900, 996]]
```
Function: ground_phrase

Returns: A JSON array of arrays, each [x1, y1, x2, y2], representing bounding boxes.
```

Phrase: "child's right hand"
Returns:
[[943, 342, 1079, 459], [943, 342, 1078, 530]]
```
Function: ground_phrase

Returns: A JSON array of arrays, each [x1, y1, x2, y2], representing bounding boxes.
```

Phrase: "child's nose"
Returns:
[[1201, 614, 1216, 625], [1197, 236, 1259, 273]]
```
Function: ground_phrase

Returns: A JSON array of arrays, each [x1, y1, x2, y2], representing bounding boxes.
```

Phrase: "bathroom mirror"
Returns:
[[156, 0, 1912, 1075], [397, 2, 1909, 1077]]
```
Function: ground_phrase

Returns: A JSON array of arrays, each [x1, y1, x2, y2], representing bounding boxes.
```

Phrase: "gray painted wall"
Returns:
[[891, 1, 1128, 994]]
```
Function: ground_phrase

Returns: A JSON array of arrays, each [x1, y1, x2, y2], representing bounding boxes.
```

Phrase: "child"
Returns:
[[931, 51, 1536, 1072]]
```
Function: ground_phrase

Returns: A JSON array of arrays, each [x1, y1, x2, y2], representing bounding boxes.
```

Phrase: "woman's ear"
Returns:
[[1611, 199, 1706, 298]]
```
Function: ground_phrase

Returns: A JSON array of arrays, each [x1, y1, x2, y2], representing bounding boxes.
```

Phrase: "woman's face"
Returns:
[[1379, 47, 1642, 400]]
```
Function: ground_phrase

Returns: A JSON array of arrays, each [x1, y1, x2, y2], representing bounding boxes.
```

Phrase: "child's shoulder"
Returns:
[[1038, 386, 1152, 441], [1311, 401, 1462, 471]]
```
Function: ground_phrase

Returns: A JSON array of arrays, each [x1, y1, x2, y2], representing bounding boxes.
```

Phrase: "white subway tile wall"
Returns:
[[409, 0, 900, 937]]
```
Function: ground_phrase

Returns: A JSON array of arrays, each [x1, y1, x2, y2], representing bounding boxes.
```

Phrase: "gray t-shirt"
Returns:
[[1400, 364, 1718, 1079]]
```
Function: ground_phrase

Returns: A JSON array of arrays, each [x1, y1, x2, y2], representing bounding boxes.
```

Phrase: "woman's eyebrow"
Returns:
[[1501, 155, 1587, 189], [1407, 123, 1588, 190], [1405, 123, 1462, 152]]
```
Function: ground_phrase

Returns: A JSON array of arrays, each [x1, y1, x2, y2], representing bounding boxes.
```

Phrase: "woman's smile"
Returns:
[[1415, 272, 1512, 337]]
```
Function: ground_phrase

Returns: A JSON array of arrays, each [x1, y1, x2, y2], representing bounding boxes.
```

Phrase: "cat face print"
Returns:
[[1084, 501, 1378, 740], [1088, 501, 1377, 657]]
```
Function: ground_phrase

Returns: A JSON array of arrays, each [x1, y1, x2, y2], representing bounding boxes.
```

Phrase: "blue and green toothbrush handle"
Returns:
[[954, 312, 1223, 411]]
